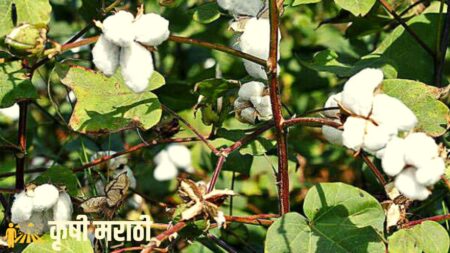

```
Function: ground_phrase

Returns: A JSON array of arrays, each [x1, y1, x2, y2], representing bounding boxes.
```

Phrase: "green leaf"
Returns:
[[23, 233, 93, 253], [389, 221, 449, 253], [195, 78, 238, 103], [0, 61, 38, 107], [299, 49, 353, 77], [216, 128, 275, 156], [32, 166, 79, 196], [193, 3, 220, 24], [57, 65, 162, 134], [0, 0, 52, 38], [292, 0, 321, 6], [382, 79, 449, 137], [265, 183, 386, 253], [334, 0, 375, 16]]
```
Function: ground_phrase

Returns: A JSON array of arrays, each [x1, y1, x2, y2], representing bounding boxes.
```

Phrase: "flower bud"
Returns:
[[5, 24, 47, 56]]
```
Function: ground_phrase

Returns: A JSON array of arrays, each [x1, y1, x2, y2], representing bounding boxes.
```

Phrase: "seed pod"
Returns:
[[5, 24, 47, 56]]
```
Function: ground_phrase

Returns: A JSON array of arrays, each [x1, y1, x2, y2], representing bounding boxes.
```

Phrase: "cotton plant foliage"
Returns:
[[321, 68, 445, 200], [217, 0, 267, 17], [153, 144, 194, 181], [234, 81, 273, 124], [11, 184, 73, 234], [92, 10, 170, 93]]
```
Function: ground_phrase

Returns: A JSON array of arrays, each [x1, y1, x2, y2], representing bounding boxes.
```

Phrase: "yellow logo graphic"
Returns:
[[4, 222, 41, 249]]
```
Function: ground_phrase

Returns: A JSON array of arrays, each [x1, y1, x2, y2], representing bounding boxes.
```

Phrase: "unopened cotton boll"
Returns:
[[32, 184, 59, 211], [240, 107, 257, 124], [52, 191, 73, 221], [403, 133, 439, 168], [341, 68, 383, 117], [342, 117, 367, 151], [238, 81, 265, 101], [395, 168, 430, 200], [120, 42, 154, 93], [92, 35, 120, 76], [102, 11, 135, 47], [381, 137, 407, 177], [323, 93, 342, 118], [252, 96, 272, 120], [415, 158, 446, 186], [11, 192, 34, 223], [166, 144, 193, 170], [322, 125, 343, 145], [217, 0, 266, 17], [153, 150, 178, 181], [371, 94, 417, 131], [134, 13, 170, 46], [363, 122, 396, 154]]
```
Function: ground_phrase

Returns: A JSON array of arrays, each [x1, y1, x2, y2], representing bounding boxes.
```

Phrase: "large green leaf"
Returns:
[[32, 166, 79, 196], [265, 183, 386, 253], [389, 221, 449, 253], [382, 79, 449, 137], [57, 65, 162, 134], [0, 61, 38, 107], [23, 234, 93, 253], [334, 0, 375, 16], [0, 0, 52, 38]]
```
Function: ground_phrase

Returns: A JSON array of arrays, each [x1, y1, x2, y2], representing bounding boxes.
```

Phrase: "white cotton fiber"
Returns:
[[253, 95, 273, 120], [341, 68, 383, 116], [92, 35, 120, 76], [240, 107, 257, 124], [323, 93, 342, 118], [0, 103, 20, 121], [166, 144, 192, 169], [322, 125, 343, 145], [415, 158, 446, 186], [217, 0, 266, 17], [32, 184, 59, 212], [381, 137, 406, 177], [371, 94, 417, 131], [342, 117, 367, 151], [52, 191, 73, 221], [363, 122, 396, 153], [239, 81, 265, 101], [102, 11, 135, 47], [243, 60, 268, 80], [395, 168, 430, 201], [11, 191, 33, 223], [234, 97, 250, 111], [120, 42, 154, 93], [403, 133, 439, 168], [134, 13, 170, 46], [153, 150, 178, 181]]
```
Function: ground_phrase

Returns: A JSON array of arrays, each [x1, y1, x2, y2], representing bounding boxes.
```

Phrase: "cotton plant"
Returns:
[[234, 81, 272, 124], [217, 0, 267, 17], [11, 184, 73, 234], [153, 144, 194, 181], [0, 103, 20, 121], [92, 10, 170, 93]]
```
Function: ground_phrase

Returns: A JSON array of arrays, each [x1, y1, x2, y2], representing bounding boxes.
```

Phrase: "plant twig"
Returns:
[[283, 117, 342, 128], [360, 152, 387, 186], [15, 101, 29, 190], [141, 222, 187, 253], [403, 213, 450, 228], [207, 233, 238, 253], [224, 214, 277, 226]]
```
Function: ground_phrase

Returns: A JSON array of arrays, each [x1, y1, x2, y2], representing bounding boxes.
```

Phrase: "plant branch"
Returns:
[[403, 213, 450, 228], [15, 101, 29, 190], [434, 0, 450, 86], [360, 152, 387, 186], [268, 0, 289, 215], [224, 214, 277, 226], [283, 117, 343, 128], [141, 222, 187, 253], [207, 233, 238, 253]]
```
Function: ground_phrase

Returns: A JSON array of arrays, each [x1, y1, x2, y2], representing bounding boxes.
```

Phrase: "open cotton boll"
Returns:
[[154, 151, 179, 181], [323, 93, 342, 118], [102, 11, 135, 47], [52, 191, 73, 221], [166, 144, 192, 169], [395, 168, 430, 200], [253, 96, 273, 119], [120, 42, 154, 93], [341, 68, 383, 117], [342, 117, 367, 151], [0, 103, 20, 120], [234, 97, 251, 111], [363, 122, 397, 154], [415, 158, 446, 186], [11, 192, 34, 223], [217, 0, 266, 17], [239, 81, 265, 101], [32, 184, 59, 211], [403, 133, 439, 168], [371, 94, 417, 131], [240, 107, 257, 124], [381, 137, 406, 177], [92, 35, 120, 76], [134, 13, 170, 46], [243, 60, 269, 80], [322, 125, 343, 145]]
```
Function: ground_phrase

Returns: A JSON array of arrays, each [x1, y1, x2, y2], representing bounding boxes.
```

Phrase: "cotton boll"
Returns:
[[342, 117, 367, 151], [371, 94, 417, 131], [134, 13, 170, 46], [415, 158, 446, 186], [120, 42, 154, 93], [214, 211, 226, 229], [11, 192, 33, 223], [395, 168, 430, 200], [243, 60, 268, 80], [66, 91, 77, 103], [403, 133, 439, 168], [323, 93, 342, 118], [166, 144, 192, 169], [239, 107, 257, 124], [234, 97, 251, 111], [52, 191, 73, 221], [381, 137, 407, 177], [18, 211, 50, 234], [363, 122, 397, 154], [32, 184, 59, 212], [153, 153, 178, 181], [102, 11, 135, 47], [341, 68, 383, 117], [253, 96, 272, 119], [238, 81, 265, 101], [322, 125, 343, 145], [92, 35, 120, 76], [0, 103, 20, 120]]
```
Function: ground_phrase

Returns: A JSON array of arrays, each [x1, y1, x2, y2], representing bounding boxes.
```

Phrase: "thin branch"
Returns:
[[360, 152, 387, 186], [283, 117, 342, 128], [268, 0, 289, 215], [207, 155, 226, 193], [224, 214, 277, 226], [141, 222, 187, 253], [15, 101, 29, 190], [434, 0, 450, 86], [207, 233, 238, 253], [403, 213, 450, 228]]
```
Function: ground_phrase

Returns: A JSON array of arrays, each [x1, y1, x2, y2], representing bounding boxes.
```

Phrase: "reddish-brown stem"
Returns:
[[61, 36, 100, 52], [283, 117, 342, 128], [268, 0, 289, 215], [403, 213, 450, 228], [207, 155, 226, 192], [440, 175, 450, 191], [141, 222, 187, 253], [360, 153, 387, 186], [111, 247, 144, 253], [378, 0, 435, 59], [0, 188, 20, 194], [15, 101, 29, 190], [224, 214, 278, 226]]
